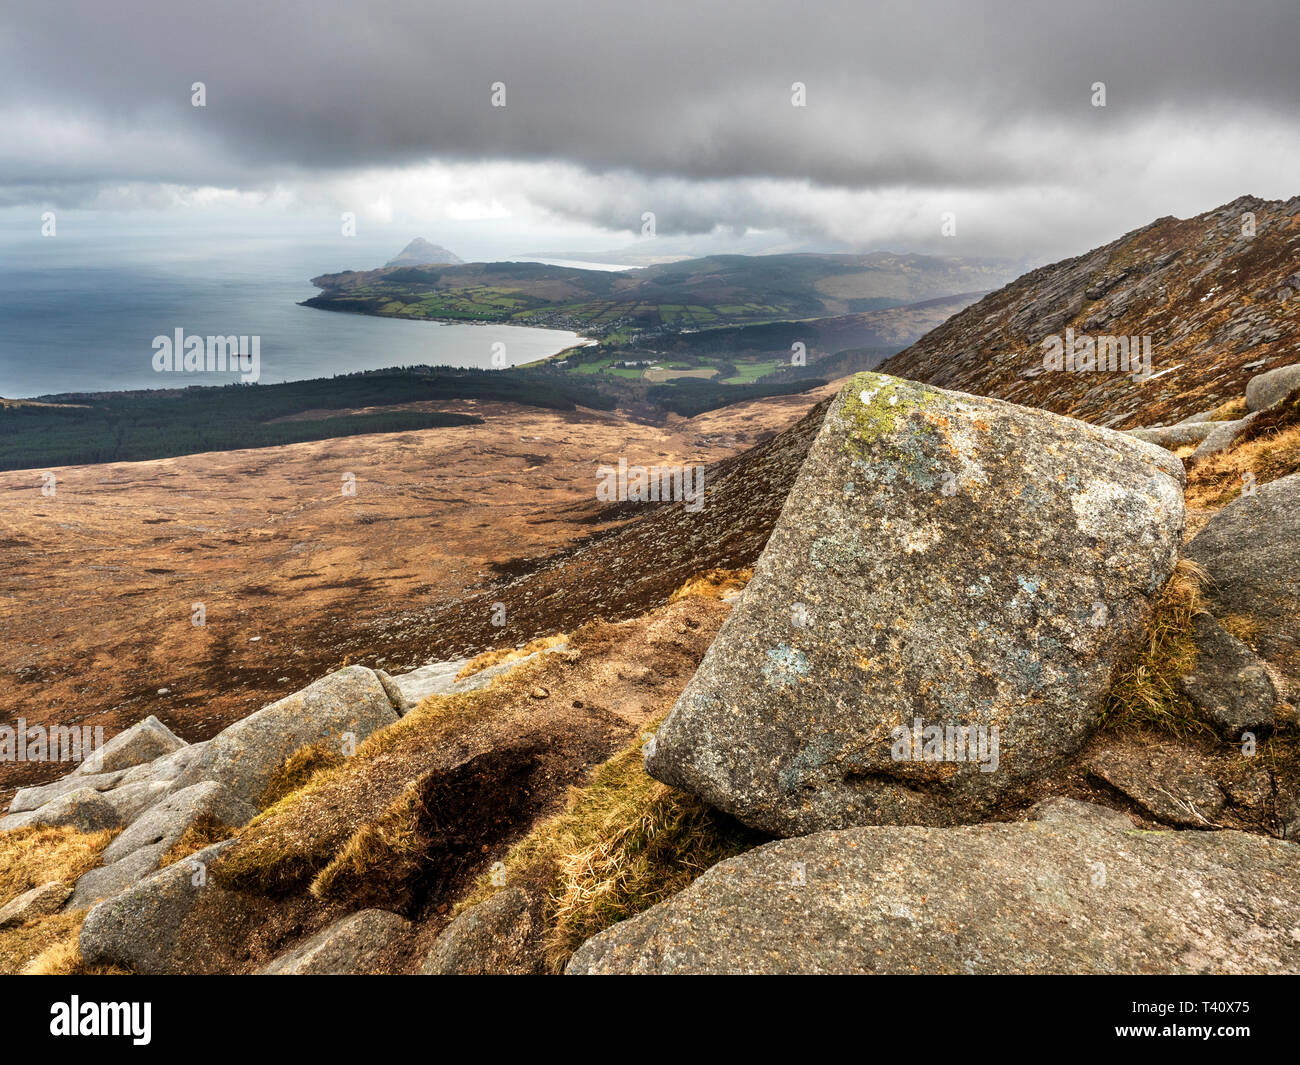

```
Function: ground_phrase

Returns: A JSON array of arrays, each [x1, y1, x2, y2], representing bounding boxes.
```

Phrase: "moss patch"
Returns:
[[842, 373, 938, 444]]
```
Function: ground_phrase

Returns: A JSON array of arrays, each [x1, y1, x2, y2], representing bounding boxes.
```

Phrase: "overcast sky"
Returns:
[[3, 0, 1298, 260]]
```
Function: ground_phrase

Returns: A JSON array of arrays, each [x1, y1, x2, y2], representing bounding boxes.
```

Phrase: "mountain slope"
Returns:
[[385, 238, 464, 267], [880, 196, 1300, 429], [306, 252, 1021, 336]]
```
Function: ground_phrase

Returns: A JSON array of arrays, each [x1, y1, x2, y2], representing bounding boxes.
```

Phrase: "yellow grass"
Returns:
[[460, 722, 763, 972], [668, 567, 753, 603], [1101, 559, 1216, 737], [455, 634, 569, 681]]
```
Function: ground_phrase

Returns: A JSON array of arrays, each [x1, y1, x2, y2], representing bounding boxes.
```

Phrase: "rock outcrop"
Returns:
[[4, 664, 409, 918], [0, 787, 121, 833], [173, 665, 402, 806], [421, 887, 544, 975], [74, 715, 186, 776], [1186, 472, 1300, 701], [1126, 421, 1219, 449], [1177, 613, 1278, 739], [79, 840, 246, 975], [567, 801, 1300, 975], [257, 910, 411, 975], [879, 195, 1300, 430], [0, 881, 72, 928], [1246, 362, 1300, 412], [646, 373, 1185, 835]]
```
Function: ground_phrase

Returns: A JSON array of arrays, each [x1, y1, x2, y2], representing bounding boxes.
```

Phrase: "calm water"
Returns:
[[0, 221, 586, 398]]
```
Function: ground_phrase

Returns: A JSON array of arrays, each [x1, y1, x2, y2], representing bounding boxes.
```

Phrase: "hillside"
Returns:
[[305, 252, 1020, 336], [880, 195, 1300, 429]]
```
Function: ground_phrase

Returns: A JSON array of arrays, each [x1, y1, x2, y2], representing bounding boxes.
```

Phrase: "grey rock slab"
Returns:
[[390, 647, 564, 708], [1127, 421, 1219, 449], [258, 909, 411, 975], [101, 780, 254, 866], [1087, 748, 1226, 827], [66, 845, 167, 911], [1177, 612, 1279, 739], [1028, 796, 1132, 831], [0, 881, 72, 927], [173, 665, 400, 806], [1173, 406, 1224, 426], [74, 714, 186, 776], [118, 740, 208, 787], [79, 840, 242, 974], [1190, 413, 1260, 460], [1186, 472, 1300, 699], [421, 887, 539, 975], [1246, 362, 1300, 412], [9, 770, 125, 814], [98, 779, 174, 826], [3, 788, 121, 834], [646, 373, 1186, 835], [567, 808, 1300, 974]]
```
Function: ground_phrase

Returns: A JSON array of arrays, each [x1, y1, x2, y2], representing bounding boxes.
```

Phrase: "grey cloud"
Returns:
[[2, 0, 1297, 255]]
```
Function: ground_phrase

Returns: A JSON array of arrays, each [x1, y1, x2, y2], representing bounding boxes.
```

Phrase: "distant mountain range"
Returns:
[[384, 238, 464, 267], [881, 195, 1300, 429]]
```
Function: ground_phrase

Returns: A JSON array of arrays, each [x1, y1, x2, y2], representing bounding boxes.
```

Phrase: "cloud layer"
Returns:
[[4, 0, 1298, 258]]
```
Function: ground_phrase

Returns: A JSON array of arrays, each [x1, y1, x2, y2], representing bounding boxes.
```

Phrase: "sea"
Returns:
[[0, 215, 593, 399]]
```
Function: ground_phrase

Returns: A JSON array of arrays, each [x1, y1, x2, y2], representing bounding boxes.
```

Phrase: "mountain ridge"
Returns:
[[880, 195, 1300, 429]]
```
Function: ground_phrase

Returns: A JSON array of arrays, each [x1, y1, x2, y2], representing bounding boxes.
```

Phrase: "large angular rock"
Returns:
[[79, 840, 244, 974], [567, 802, 1300, 975], [1177, 612, 1278, 739], [172, 666, 401, 806], [0, 881, 72, 928], [100, 781, 255, 866], [1126, 421, 1219, 449], [0, 787, 121, 834], [646, 373, 1186, 835], [421, 887, 542, 975], [8, 770, 125, 814], [1186, 473, 1300, 700], [1246, 362, 1300, 412], [75, 715, 186, 776], [257, 910, 411, 975], [1189, 413, 1260, 460]]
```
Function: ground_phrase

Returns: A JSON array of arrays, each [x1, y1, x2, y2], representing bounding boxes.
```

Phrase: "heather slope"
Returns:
[[881, 195, 1300, 429]]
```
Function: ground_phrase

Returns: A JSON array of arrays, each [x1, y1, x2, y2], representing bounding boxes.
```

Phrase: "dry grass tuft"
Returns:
[[213, 685, 498, 895], [669, 567, 752, 603], [160, 814, 238, 868], [258, 742, 345, 811], [0, 825, 120, 974], [309, 779, 424, 903], [1101, 559, 1217, 737], [455, 634, 569, 681], [0, 825, 116, 906], [1209, 396, 1249, 422], [1186, 423, 1300, 511], [461, 723, 764, 972], [1186, 386, 1300, 513]]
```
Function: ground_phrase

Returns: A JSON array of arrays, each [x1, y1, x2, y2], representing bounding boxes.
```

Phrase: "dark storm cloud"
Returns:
[[2, 0, 1298, 253]]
